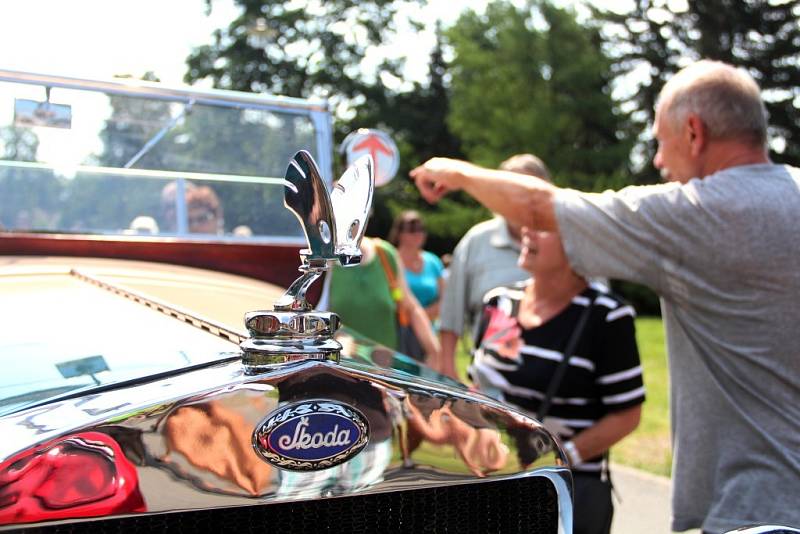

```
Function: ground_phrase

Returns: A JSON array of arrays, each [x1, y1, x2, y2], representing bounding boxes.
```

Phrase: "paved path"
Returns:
[[610, 463, 701, 534]]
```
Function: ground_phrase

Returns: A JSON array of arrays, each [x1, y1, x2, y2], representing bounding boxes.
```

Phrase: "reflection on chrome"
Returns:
[[1, 357, 570, 528], [0, 145, 571, 531], [0, 432, 145, 523], [163, 401, 272, 496]]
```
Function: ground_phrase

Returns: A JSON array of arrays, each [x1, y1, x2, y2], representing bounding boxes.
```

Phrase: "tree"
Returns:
[[59, 72, 175, 231], [590, 0, 800, 177], [445, 0, 634, 192], [346, 22, 479, 253], [185, 0, 475, 243], [0, 126, 62, 230], [686, 0, 800, 165], [185, 0, 421, 107]]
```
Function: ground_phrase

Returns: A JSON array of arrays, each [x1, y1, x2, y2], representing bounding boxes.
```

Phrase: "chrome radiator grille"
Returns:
[[30, 476, 558, 533]]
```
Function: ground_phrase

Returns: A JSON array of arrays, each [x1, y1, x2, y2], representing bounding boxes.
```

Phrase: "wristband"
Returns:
[[563, 440, 582, 466]]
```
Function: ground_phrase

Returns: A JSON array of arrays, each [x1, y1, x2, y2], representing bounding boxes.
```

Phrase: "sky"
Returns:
[[0, 0, 638, 168], [0, 0, 639, 89], [0, 0, 497, 168], [0, 0, 492, 89]]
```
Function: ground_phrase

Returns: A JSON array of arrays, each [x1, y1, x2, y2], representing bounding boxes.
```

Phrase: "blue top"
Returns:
[[405, 251, 444, 307]]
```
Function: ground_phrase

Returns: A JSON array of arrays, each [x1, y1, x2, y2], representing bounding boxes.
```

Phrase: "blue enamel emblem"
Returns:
[[253, 400, 369, 471]]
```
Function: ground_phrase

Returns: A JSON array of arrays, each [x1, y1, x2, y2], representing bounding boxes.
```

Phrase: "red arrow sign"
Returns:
[[352, 135, 393, 179]]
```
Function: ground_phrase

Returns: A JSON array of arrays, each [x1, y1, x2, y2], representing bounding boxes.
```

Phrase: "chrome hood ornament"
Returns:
[[241, 150, 374, 371]]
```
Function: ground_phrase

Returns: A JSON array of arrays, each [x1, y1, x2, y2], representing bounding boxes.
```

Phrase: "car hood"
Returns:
[[0, 256, 453, 416], [0, 256, 285, 415]]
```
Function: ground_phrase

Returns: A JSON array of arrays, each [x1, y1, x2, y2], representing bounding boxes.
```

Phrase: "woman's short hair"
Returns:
[[186, 186, 223, 218], [388, 210, 424, 246]]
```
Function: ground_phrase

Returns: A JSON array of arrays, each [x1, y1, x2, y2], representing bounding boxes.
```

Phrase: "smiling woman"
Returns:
[[470, 225, 644, 534]]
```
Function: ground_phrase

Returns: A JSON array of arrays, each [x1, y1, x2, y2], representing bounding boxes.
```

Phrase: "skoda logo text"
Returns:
[[253, 400, 369, 471]]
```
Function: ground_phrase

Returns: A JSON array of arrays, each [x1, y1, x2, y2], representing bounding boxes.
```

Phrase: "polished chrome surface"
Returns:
[[726, 528, 800, 534], [329, 152, 374, 266], [281, 150, 373, 270], [244, 310, 340, 337], [0, 68, 328, 112], [242, 151, 375, 369], [0, 355, 571, 529]]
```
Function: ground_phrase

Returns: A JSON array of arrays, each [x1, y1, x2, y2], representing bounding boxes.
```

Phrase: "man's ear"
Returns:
[[686, 113, 707, 157]]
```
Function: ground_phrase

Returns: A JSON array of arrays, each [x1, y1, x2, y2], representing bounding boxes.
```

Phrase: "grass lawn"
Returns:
[[454, 316, 673, 477], [615, 317, 672, 476]]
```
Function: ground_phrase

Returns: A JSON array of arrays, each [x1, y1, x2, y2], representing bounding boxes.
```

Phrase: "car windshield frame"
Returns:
[[0, 69, 334, 244]]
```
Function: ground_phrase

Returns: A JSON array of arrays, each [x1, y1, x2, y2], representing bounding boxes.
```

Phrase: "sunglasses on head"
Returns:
[[400, 220, 425, 233]]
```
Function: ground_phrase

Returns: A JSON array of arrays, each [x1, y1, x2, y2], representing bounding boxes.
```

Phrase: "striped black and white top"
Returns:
[[469, 282, 645, 475]]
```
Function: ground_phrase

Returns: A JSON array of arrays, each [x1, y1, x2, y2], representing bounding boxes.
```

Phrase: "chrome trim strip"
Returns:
[[0, 159, 285, 186], [0, 69, 328, 112], [535, 468, 574, 534], [69, 268, 245, 344]]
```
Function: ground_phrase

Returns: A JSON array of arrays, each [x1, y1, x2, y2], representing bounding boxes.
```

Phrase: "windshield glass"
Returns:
[[0, 75, 331, 241]]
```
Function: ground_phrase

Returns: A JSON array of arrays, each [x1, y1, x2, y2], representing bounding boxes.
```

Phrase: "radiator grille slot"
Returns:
[[30, 475, 558, 533]]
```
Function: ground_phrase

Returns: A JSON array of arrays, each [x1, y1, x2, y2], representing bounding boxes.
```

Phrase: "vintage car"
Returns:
[[0, 70, 572, 532]]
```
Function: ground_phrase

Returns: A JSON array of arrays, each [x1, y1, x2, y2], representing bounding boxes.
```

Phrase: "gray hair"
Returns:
[[500, 153, 551, 181], [658, 60, 768, 147]]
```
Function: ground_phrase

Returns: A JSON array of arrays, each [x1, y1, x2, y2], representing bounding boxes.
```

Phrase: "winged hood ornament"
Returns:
[[284, 150, 374, 268], [241, 150, 375, 371]]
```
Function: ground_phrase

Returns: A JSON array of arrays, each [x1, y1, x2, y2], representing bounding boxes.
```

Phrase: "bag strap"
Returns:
[[536, 295, 594, 420], [374, 241, 410, 326]]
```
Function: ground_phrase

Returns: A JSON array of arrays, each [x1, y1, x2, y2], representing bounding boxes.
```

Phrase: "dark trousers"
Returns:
[[573, 472, 614, 534]]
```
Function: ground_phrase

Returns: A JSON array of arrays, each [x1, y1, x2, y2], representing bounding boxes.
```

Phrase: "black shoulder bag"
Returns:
[[536, 298, 593, 421]]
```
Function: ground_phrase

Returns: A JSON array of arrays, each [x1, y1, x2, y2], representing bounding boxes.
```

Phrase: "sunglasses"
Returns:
[[189, 211, 216, 226], [400, 220, 425, 233]]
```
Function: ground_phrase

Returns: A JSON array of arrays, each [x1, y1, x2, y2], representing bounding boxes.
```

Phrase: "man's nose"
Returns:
[[653, 150, 663, 169]]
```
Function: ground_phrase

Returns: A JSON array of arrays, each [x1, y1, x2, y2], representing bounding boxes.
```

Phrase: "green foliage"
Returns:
[[347, 22, 463, 170], [590, 0, 800, 175], [445, 0, 634, 191], [0, 126, 64, 230], [612, 280, 661, 316], [185, 0, 421, 105], [350, 23, 471, 255], [0, 126, 39, 162], [181, 1, 637, 254], [687, 0, 800, 166]]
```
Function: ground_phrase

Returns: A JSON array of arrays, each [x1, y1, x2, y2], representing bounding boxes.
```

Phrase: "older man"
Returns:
[[411, 60, 800, 533], [437, 153, 551, 379]]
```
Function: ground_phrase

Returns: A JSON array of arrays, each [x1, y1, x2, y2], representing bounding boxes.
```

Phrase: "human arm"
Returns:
[[566, 299, 645, 464], [424, 274, 445, 321], [567, 405, 641, 464], [424, 302, 440, 322], [423, 260, 446, 321], [396, 264, 441, 362], [410, 158, 559, 231], [437, 329, 460, 380]]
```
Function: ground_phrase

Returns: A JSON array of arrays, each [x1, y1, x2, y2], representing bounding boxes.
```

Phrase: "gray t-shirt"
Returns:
[[439, 217, 528, 337], [554, 163, 800, 533]]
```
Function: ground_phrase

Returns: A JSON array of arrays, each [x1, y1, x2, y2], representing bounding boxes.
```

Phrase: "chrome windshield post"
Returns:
[[241, 150, 374, 372]]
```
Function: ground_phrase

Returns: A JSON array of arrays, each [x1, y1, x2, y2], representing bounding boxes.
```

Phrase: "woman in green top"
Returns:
[[328, 237, 439, 360]]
